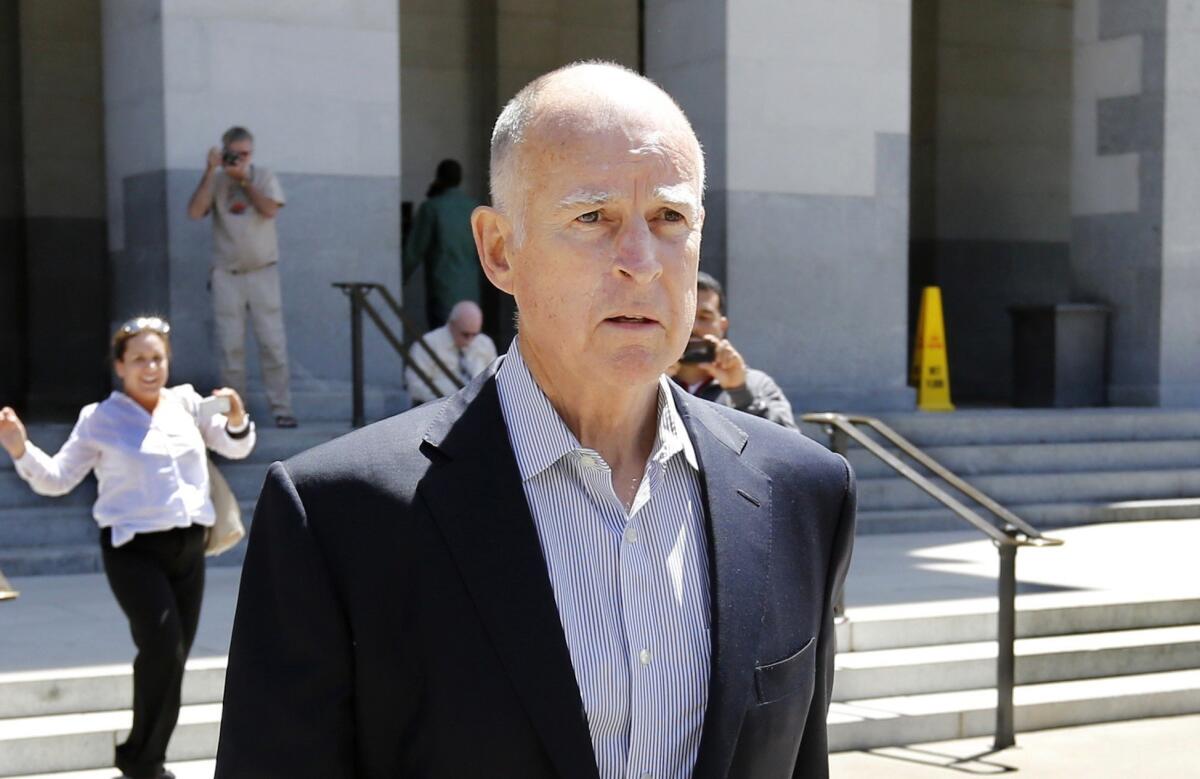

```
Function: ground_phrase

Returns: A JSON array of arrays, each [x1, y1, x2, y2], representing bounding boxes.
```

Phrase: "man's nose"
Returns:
[[613, 218, 662, 284]]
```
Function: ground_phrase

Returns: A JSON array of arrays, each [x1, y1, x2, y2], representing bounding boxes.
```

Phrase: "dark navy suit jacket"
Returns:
[[215, 362, 855, 778]]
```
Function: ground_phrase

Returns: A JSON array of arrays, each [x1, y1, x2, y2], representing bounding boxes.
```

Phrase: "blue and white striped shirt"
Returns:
[[496, 340, 712, 779]]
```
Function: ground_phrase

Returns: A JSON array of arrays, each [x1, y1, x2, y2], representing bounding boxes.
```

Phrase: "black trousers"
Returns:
[[101, 524, 206, 779]]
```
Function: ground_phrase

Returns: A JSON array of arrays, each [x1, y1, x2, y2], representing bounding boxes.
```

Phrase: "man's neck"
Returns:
[[519, 339, 660, 488]]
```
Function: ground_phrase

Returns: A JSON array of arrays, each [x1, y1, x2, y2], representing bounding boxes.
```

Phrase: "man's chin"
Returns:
[[601, 346, 674, 386]]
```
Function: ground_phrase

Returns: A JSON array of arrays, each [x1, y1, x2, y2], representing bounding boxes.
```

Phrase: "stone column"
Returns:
[[17, 0, 109, 415], [102, 0, 404, 420], [646, 0, 915, 411], [1160, 2, 1200, 406], [0, 3, 26, 404], [1071, 0, 1200, 406]]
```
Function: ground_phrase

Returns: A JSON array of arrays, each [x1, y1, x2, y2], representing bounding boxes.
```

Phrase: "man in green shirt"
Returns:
[[404, 159, 482, 329]]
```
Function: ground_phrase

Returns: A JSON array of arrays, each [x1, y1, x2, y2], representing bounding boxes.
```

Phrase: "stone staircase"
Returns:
[[0, 423, 352, 577], [1, 591, 1198, 775], [799, 408, 1200, 534], [10, 408, 1200, 576], [828, 596, 1200, 750]]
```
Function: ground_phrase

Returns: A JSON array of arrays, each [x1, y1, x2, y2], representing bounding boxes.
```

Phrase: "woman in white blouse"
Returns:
[[0, 316, 255, 779]]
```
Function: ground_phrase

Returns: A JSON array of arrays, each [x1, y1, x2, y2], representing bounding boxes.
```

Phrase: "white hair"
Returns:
[[488, 61, 705, 242]]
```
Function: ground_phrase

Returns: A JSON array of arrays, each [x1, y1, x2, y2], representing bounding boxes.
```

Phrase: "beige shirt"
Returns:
[[210, 166, 286, 271]]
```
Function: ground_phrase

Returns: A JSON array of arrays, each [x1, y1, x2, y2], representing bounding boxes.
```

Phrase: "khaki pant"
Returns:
[[211, 264, 293, 416]]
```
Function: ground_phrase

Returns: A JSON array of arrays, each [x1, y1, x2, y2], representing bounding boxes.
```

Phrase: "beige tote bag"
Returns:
[[205, 458, 245, 556]]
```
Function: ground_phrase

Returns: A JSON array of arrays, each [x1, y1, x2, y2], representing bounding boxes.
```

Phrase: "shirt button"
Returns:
[[639, 648, 652, 666], [624, 526, 639, 543]]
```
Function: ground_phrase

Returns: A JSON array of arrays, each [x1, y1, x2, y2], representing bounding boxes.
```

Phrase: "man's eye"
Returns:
[[576, 211, 601, 224], [662, 209, 684, 223]]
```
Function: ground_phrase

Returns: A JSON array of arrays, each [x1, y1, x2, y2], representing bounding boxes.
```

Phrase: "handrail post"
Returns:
[[995, 538, 1018, 749], [350, 286, 366, 429]]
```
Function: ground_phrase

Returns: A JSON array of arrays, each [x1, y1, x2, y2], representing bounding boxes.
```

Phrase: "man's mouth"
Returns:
[[606, 315, 657, 325]]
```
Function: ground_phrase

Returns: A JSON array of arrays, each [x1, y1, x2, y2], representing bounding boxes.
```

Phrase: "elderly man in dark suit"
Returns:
[[216, 61, 855, 779]]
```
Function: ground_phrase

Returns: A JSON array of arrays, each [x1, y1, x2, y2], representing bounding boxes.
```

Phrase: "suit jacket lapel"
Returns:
[[419, 368, 600, 779], [673, 388, 774, 779]]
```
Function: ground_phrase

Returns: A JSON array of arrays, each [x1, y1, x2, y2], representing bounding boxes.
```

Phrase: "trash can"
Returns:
[[1009, 303, 1110, 407]]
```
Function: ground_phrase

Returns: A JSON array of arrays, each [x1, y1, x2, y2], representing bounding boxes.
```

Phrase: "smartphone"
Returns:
[[679, 337, 716, 364], [198, 395, 232, 416]]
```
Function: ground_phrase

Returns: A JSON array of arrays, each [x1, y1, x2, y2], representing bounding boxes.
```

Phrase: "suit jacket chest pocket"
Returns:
[[754, 636, 816, 706]]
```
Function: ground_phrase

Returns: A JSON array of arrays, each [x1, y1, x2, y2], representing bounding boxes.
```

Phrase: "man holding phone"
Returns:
[[187, 126, 297, 428], [673, 271, 799, 430]]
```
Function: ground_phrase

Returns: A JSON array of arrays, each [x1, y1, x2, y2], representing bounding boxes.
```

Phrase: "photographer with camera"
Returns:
[[672, 271, 798, 430], [187, 126, 297, 428]]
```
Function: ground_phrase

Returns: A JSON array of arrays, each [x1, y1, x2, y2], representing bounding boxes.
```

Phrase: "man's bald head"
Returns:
[[448, 300, 482, 327], [447, 300, 483, 349], [488, 62, 705, 224]]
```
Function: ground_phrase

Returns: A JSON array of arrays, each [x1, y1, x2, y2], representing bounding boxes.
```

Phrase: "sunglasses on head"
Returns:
[[119, 316, 171, 336]]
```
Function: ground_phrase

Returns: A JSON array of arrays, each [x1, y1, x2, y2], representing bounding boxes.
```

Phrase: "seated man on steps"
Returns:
[[404, 300, 497, 406]]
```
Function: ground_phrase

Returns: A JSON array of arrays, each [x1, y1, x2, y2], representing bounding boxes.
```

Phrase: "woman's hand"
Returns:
[[211, 388, 247, 430], [0, 407, 28, 460]]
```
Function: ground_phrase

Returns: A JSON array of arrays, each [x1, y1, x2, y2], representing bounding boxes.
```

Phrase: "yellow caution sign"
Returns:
[[910, 286, 955, 412]]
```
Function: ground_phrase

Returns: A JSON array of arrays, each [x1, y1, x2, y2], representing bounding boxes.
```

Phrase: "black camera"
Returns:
[[222, 150, 241, 166], [679, 337, 716, 364]]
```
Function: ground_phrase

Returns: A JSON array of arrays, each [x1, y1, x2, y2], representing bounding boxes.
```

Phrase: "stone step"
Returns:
[[0, 461, 267, 512], [4, 759, 216, 779], [844, 439, 1200, 480], [0, 509, 99, 549], [856, 499, 1200, 535], [839, 598, 1200, 652], [0, 474, 95, 511], [3, 670, 1198, 772], [240, 382, 406, 424], [0, 703, 221, 777], [857, 467, 1200, 512], [864, 409, 1200, 446], [827, 669, 1200, 752], [4, 424, 349, 474], [0, 517, 253, 577], [211, 424, 351, 464], [0, 660, 226, 719], [833, 625, 1200, 701]]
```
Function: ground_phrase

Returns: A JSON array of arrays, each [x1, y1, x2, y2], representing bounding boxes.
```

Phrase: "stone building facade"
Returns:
[[3, 0, 1199, 418]]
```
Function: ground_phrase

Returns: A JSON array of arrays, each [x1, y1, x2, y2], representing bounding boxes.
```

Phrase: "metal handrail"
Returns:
[[802, 412, 1063, 752], [332, 282, 465, 427]]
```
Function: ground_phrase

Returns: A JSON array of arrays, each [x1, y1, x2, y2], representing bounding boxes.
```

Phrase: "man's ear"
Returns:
[[719, 314, 730, 337], [472, 206, 516, 295]]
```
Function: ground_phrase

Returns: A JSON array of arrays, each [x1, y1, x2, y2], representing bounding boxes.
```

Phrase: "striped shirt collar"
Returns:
[[496, 338, 699, 483]]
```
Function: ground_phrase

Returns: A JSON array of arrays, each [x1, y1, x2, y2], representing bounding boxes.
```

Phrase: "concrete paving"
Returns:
[[13, 716, 1200, 778], [843, 517, 1200, 613], [830, 714, 1200, 778], [0, 568, 241, 672]]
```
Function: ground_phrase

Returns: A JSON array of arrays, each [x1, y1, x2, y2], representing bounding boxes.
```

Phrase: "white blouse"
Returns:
[[13, 384, 256, 547]]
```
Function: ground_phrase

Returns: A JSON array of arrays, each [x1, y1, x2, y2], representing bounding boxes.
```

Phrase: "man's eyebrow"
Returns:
[[556, 190, 617, 210], [654, 183, 700, 211]]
